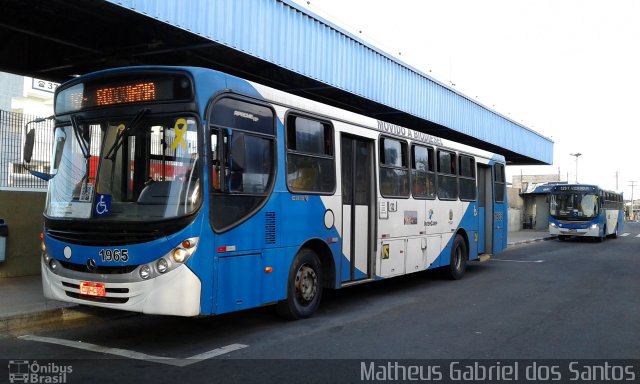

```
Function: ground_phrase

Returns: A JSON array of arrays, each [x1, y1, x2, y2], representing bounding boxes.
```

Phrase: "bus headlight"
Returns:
[[49, 259, 60, 271], [590, 223, 598, 229], [171, 237, 199, 264], [156, 258, 169, 273], [172, 249, 188, 263], [139, 265, 151, 280], [550, 223, 557, 227]]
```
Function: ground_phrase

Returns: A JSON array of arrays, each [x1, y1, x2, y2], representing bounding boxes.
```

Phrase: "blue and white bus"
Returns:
[[25, 66, 507, 319], [549, 184, 624, 241]]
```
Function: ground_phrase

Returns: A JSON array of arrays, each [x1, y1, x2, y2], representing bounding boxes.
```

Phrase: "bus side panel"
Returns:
[[216, 253, 262, 313], [428, 201, 477, 268], [211, 192, 341, 314], [464, 201, 479, 260], [493, 200, 507, 253], [605, 208, 622, 235], [617, 209, 625, 233]]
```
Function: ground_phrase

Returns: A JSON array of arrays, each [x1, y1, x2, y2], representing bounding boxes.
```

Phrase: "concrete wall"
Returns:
[[508, 208, 522, 232], [0, 190, 45, 277], [507, 187, 524, 232], [511, 174, 562, 191], [534, 195, 550, 230]]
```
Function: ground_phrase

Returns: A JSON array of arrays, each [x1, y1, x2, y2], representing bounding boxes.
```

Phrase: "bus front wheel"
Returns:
[[443, 235, 467, 280], [597, 225, 606, 242], [277, 249, 323, 320]]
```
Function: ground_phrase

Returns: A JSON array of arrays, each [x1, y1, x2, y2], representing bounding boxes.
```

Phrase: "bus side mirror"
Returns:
[[23, 126, 53, 181], [23, 129, 35, 163]]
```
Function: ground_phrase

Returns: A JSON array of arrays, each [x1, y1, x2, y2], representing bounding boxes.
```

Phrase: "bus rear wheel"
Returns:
[[277, 248, 323, 320], [443, 234, 467, 280]]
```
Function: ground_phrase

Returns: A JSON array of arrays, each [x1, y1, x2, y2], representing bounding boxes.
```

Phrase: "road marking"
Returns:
[[491, 259, 544, 263], [19, 335, 247, 367], [635, 234, 640, 238], [621, 233, 630, 237]]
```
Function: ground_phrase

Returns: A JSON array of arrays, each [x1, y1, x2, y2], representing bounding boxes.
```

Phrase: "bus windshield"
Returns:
[[45, 113, 201, 221], [549, 192, 598, 220]]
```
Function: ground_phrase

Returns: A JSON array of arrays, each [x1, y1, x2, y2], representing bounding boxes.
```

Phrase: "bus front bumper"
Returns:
[[549, 224, 600, 237], [42, 258, 202, 317]]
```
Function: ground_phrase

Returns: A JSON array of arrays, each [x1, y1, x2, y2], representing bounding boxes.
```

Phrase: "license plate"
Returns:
[[80, 281, 106, 297]]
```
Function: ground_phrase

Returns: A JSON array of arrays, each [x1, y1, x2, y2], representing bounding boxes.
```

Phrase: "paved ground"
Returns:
[[0, 230, 554, 334], [1, 224, 638, 383]]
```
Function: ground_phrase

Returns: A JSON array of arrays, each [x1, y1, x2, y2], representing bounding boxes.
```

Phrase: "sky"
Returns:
[[290, 0, 640, 198]]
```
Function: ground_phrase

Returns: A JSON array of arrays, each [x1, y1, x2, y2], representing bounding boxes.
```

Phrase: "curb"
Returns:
[[0, 305, 137, 335], [507, 235, 557, 247]]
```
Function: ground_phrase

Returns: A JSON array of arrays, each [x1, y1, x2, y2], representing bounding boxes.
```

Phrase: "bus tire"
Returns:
[[276, 248, 323, 320], [444, 235, 467, 280], [610, 225, 618, 239]]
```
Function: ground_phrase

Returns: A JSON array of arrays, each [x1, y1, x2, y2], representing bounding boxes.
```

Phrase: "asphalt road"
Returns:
[[2, 223, 639, 383]]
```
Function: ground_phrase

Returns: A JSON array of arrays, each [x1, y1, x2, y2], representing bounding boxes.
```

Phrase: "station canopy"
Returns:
[[0, 0, 553, 165]]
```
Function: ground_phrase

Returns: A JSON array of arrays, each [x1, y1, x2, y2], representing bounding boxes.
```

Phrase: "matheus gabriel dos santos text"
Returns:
[[360, 361, 638, 382]]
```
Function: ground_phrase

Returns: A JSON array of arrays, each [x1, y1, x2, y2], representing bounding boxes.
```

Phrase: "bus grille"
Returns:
[[47, 228, 164, 246], [65, 291, 129, 304], [62, 282, 130, 304], [59, 260, 138, 274]]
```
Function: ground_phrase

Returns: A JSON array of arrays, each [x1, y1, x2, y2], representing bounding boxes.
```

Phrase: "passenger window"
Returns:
[[458, 155, 476, 201], [437, 150, 457, 200], [411, 145, 435, 199], [494, 163, 505, 202], [379, 137, 409, 198], [286, 115, 335, 193]]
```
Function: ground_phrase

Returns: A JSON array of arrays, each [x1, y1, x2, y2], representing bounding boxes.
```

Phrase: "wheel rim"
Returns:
[[295, 263, 318, 304]]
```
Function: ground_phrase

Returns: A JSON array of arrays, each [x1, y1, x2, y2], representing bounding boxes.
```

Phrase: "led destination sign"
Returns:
[[96, 82, 156, 106], [55, 73, 193, 114]]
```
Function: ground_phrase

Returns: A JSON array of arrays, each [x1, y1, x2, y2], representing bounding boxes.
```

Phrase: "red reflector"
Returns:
[[217, 245, 237, 253], [40, 232, 44, 239]]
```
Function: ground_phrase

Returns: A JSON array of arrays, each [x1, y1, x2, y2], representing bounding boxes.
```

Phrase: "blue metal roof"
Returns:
[[106, 0, 552, 164]]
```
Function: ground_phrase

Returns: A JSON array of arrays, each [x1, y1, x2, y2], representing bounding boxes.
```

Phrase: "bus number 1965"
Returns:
[[99, 249, 129, 262]]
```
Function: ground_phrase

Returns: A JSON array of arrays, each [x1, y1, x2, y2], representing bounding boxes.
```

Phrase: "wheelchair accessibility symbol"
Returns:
[[95, 194, 111, 216]]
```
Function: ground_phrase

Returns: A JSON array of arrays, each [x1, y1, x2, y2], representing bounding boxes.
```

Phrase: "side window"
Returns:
[[209, 98, 275, 232], [411, 145, 436, 199], [458, 155, 476, 201], [379, 137, 409, 198], [437, 150, 457, 200], [494, 163, 505, 202], [286, 115, 335, 193]]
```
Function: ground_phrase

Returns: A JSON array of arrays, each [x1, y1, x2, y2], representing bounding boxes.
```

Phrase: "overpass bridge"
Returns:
[[0, 0, 552, 165]]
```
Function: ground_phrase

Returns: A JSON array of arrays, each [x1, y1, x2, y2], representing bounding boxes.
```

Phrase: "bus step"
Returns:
[[478, 254, 491, 262]]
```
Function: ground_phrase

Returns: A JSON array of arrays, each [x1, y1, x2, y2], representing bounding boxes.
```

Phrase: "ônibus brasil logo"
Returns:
[[8, 360, 72, 383]]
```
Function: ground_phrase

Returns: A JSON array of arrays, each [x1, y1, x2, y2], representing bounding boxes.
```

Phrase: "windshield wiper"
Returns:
[[104, 108, 149, 161], [70, 115, 90, 160]]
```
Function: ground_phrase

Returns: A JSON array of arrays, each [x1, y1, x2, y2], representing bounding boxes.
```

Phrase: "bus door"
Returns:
[[340, 135, 374, 283], [493, 163, 506, 251], [477, 164, 493, 254]]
